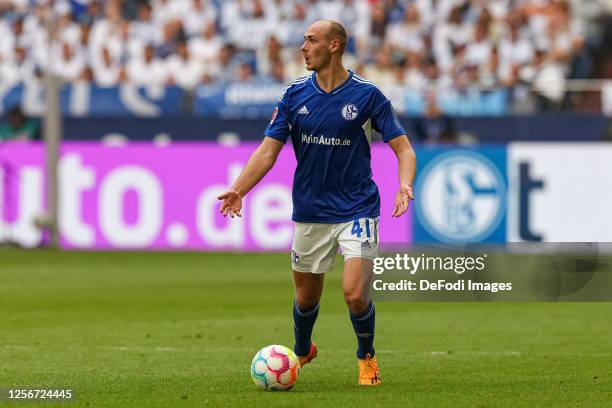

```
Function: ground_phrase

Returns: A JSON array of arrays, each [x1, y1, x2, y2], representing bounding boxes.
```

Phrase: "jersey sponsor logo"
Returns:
[[341, 103, 358, 121], [415, 151, 506, 242], [298, 105, 309, 115], [301, 133, 351, 146], [269, 107, 279, 124]]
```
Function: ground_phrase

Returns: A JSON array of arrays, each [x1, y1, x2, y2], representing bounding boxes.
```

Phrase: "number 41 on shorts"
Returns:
[[351, 218, 372, 239]]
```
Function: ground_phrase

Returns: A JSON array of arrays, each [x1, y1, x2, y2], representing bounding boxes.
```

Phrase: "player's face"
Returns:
[[301, 25, 332, 71]]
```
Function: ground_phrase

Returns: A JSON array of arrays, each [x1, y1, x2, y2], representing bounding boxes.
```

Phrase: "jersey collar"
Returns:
[[310, 70, 354, 95]]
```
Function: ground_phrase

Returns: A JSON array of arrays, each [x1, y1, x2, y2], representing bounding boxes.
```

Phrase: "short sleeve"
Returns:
[[371, 93, 405, 143], [263, 92, 290, 143]]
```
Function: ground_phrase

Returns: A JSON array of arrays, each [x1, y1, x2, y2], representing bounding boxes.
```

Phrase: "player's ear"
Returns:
[[329, 38, 340, 54]]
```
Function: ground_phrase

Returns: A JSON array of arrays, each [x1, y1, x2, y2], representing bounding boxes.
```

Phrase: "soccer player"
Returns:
[[218, 20, 416, 386]]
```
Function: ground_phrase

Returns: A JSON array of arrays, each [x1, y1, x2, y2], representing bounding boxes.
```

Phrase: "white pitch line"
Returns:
[[108, 346, 184, 352], [106, 346, 254, 353], [423, 350, 522, 356]]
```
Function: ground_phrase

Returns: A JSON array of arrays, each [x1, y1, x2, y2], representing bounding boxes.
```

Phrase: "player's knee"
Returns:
[[295, 291, 320, 310], [343, 291, 369, 314]]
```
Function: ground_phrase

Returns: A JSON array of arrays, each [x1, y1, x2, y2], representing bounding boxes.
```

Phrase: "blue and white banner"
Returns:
[[1, 82, 511, 118], [0, 83, 184, 117], [403, 89, 509, 116], [193, 83, 284, 118]]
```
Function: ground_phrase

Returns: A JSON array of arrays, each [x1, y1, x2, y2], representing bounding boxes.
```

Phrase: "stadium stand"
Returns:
[[1, 0, 611, 146], [0, 1, 608, 102]]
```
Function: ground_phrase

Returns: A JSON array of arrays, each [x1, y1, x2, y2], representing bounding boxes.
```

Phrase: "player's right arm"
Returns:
[[218, 86, 293, 218], [217, 136, 284, 218]]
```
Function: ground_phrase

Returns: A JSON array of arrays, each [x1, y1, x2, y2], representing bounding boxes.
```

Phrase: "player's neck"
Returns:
[[315, 62, 349, 93]]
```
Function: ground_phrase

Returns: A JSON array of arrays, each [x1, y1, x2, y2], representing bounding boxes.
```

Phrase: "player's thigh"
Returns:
[[337, 217, 379, 299], [291, 222, 338, 274]]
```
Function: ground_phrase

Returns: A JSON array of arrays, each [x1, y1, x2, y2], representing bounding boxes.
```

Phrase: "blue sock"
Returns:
[[293, 301, 319, 356], [349, 301, 375, 359]]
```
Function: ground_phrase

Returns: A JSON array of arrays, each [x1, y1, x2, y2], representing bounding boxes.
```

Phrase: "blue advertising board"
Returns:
[[0, 83, 185, 117], [412, 146, 508, 243], [1, 82, 513, 118]]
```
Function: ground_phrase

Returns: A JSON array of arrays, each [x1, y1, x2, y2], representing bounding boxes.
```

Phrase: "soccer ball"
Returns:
[[250, 345, 300, 390]]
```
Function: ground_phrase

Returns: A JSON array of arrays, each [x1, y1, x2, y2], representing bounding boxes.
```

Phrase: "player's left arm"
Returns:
[[388, 135, 416, 218], [370, 92, 417, 218]]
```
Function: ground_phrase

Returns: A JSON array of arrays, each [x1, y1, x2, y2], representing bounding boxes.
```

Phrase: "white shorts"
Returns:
[[291, 217, 379, 273]]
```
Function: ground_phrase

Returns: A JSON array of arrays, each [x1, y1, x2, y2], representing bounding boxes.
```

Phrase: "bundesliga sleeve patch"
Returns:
[[270, 107, 279, 124]]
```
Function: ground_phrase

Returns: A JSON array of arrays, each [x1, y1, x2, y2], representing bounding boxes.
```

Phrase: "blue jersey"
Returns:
[[263, 71, 405, 223]]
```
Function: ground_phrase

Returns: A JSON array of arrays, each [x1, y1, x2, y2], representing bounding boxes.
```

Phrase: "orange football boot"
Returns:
[[358, 353, 381, 385], [297, 343, 317, 367]]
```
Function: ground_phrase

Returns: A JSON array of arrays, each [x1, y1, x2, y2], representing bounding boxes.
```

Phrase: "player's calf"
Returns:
[[293, 300, 320, 362]]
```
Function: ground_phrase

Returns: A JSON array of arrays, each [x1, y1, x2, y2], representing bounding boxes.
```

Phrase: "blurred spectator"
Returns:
[[363, 49, 395, 85], [386, 5, 425, 61], [0, 107, 39, 141], [284, 47, 309, 80], [269, 60, 286, 83], [413, 93, 457, 144], [466, 23, 492, 68], [404, 53, 426, 91], [189, 22, 223, 71], [434, 4, 473, 74], [423, 57, 453, 95], [167, 40, 204, 90], [51, 42, 86, 82], [57, 10, 81, 47], [152, 0, 188, 32], [93, 46, 123, 87], [236, 62, 256, 83], [127, 1, 157, 58], [480, 46, 501, 89], [89, 1, 127, 76], [224, 0, 275, 50], [213, 43, 241, 84], [78, 0, 102, 26], [0, 18, 21, 63], [367, 1, 387, 51], [182, 0, 217, 38], [155, 16, 184, 58], [126, 44, 167, 86], [529, 50, 567, 110], [278, 3, 312, 47], [256, 35, 283, 78], [0, 46, 34, 91], [498, 14, 534, 85]]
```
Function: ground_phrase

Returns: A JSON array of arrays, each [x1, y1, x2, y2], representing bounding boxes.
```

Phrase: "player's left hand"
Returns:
[[392, 185, 413, 218]]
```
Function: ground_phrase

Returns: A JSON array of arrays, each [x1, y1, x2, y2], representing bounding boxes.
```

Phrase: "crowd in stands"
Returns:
[[0, 0, 608, 109]]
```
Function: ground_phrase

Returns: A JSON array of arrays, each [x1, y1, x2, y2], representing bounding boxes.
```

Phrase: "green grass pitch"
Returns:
[[1, 249, 611, 407]]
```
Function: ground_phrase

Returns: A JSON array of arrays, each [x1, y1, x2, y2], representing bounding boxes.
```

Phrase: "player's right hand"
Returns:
[[217, 189, 243, 218]]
